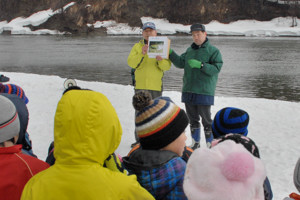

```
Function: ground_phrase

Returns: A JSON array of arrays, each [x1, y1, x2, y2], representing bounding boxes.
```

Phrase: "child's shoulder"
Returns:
[[167, 156, 186, 169]]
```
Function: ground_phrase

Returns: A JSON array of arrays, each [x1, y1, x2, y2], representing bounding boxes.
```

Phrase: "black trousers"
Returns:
[[185, 104, 212, 131]]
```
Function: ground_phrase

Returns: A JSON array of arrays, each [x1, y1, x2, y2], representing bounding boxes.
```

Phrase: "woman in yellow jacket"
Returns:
[[128, 22, 171, 99], [128, 22, 171, 147], [21, 88, 154, 200]]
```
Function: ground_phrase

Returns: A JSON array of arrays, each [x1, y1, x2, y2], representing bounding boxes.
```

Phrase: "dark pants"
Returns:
[[133, 89, 162, 142], [185, 104, 212, 131]]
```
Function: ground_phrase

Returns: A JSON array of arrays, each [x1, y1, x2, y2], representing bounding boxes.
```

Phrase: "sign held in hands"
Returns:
[[147, 36, 171, 59]]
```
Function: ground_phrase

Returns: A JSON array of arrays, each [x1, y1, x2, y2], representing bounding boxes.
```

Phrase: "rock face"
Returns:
[[0, 0, 299, 34]]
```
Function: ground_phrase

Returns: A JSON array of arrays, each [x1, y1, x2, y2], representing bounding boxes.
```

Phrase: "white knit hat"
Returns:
[[184, 140, 266, 200], [0, 95, 20, 143]]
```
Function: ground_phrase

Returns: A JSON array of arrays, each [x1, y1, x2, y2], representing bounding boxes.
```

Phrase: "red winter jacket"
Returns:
[[0, 145, 49, 200], [290, 193, 300, 200]]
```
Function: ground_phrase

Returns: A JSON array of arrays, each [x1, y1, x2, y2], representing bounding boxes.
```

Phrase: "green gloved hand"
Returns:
[[169, 48, 173, 54], [188, 59, 202, 69]]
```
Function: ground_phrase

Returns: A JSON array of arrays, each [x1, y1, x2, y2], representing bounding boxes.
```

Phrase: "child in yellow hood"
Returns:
[[21, 87, 154, 200]]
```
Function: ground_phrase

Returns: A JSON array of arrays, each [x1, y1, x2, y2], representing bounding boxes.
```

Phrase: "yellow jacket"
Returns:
[[21, 90, 154, 200], [128, 40, 171, 91]]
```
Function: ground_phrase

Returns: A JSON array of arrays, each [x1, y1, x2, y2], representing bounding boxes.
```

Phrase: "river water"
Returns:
[[0, 35, 299, 102]]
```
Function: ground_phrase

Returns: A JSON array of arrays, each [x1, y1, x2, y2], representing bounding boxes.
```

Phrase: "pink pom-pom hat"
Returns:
[[183, 140, 266, 200]]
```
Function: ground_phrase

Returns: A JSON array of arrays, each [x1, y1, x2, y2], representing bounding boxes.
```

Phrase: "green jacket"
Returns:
[[169, 39, 223, 96], [128, 40, 171, 91]]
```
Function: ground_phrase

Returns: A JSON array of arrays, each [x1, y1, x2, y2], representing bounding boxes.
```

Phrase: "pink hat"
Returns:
[[184, 140, 266, 200]]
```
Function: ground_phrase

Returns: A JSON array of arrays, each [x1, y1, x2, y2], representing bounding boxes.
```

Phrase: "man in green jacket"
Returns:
[[128, 22, 171, 146], [169, 23, 223, 149]]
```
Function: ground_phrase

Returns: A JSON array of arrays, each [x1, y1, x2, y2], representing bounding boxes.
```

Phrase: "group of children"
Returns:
[[0, 78, 50, 200], [0, 75, 299, 200]]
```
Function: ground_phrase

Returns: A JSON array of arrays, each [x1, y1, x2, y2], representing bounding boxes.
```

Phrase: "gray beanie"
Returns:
[[0, 95, 20, 143]]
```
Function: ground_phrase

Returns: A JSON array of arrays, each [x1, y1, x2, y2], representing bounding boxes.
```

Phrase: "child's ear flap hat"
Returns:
[[184, 140, 266, 200]]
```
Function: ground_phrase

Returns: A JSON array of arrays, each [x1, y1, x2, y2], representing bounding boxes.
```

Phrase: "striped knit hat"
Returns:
[[133, 91, 189, 150], [0, 95, 20, 143], [212, 107, 249, 138], [0, 83, 29, 104]]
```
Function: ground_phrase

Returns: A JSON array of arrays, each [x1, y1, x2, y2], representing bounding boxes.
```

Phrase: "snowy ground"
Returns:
[[2, 72, 300, 199]]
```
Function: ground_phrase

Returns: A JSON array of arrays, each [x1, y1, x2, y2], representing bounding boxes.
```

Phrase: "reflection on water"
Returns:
[[0, 35, 299, 102]]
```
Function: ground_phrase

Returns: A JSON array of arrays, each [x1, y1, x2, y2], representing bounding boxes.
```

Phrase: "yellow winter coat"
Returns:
[[128, 39, 171, 91], [21, 90, 154, 200]]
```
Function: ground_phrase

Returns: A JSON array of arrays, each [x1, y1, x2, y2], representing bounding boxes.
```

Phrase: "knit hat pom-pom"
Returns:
[[132, 91, 152, 111], [221, 152, 254, 181]]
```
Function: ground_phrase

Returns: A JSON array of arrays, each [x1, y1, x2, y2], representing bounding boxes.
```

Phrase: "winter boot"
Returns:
[[190, 128, 200, 150], [204, 126, 214, 148]]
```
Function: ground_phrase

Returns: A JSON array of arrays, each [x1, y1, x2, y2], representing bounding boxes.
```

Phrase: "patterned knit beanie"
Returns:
[[212, 107, 249, 138], [133, 91, 189, 150], [0, 83, 29, 104], [0, 95, 20, 143], [211, 133, 260, 158]]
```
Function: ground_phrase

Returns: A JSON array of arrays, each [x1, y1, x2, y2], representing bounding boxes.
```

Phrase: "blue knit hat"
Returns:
[[212, 107, 249, 138], [0, 83, 29, 104]]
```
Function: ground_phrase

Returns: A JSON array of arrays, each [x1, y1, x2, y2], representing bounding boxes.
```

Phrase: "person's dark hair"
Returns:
[[62, 86, 82, 95], [0, 137, 16, 145], [9, 137, 15, 143]]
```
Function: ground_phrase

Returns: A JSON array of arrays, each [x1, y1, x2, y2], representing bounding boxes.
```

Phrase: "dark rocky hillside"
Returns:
[[0, 0, 299, 34]]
